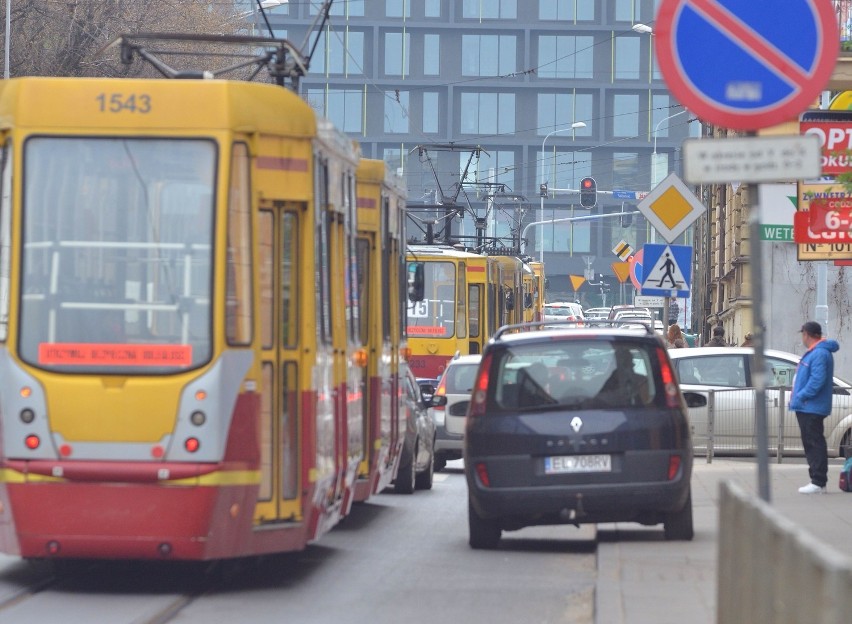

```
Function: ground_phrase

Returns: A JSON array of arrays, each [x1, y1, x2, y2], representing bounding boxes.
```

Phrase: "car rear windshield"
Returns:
[[492, 339, 659, 411], [445, 362, 480, 393]]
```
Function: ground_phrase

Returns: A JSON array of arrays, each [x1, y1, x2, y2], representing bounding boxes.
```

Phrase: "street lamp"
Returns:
[[652, 109, 688, 187], [631, 23, 653, 34], [539, 121, 587, 264]]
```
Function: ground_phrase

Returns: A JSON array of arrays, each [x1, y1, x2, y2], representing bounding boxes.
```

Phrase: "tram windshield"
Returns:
[[19, 137, 216, 373], [406, 261, 457, 338]]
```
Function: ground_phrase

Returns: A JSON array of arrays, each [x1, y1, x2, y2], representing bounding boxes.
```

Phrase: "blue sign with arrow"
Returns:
[[640, 244, 692, 298]]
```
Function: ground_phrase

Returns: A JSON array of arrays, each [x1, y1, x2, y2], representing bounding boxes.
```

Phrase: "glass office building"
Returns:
[[243, 0, 696, 305]]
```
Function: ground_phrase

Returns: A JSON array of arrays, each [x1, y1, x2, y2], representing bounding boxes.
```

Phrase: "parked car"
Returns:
[[607, 304, 651, 320], [394, 366, 438, 493], [462, 320, 703, 548], [668, 347, 852, 457], [543, 302, 585, 324], [432, 354, 482, 471]]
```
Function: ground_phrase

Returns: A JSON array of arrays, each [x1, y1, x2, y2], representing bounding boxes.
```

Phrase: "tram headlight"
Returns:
[[190, 411, 206, 426], [20, 408, 35, 424]]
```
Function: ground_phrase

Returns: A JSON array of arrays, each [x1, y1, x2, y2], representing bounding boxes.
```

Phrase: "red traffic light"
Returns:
[[579, 176, 597, 208], [582, 178, 593, 189]]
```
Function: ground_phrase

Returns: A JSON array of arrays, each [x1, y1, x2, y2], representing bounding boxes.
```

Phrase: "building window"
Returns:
[[463, 0, 517, 19], [310, 1, 362, 17], [538, 150, 591, 194], [385, 91, 410, 133], [383, 148, 407, 175], [615, 37, 640, 80], [651, 95, 672, 139], [615, 0, 639, 21], [307, 87, 364, 133], [425, 0, 441, 17], [423, 92, 440, 133], [460, 92, 515, 135], [316, 29, 365, 75], [387, 0, 410, 18], [462, 35, 516, 76], [385, 32, 411, 77], [424, 34, 440, 76], [539, 0, 571, 20], [538, 35, 594, 79], [613, 152, 640, 189], [613, 93, 639, 137], [537, 93, 593, 136]]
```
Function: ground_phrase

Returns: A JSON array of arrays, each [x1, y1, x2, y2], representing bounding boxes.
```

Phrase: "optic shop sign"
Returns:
[[801, 110, 852, 176], [796, 184, 852, 259]]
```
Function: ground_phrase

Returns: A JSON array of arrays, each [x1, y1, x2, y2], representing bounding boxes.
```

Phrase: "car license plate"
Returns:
[[544, 454, 611, 474]]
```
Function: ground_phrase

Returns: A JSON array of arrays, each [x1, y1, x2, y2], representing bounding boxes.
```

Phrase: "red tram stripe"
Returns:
[[256, 156, 309, 171]]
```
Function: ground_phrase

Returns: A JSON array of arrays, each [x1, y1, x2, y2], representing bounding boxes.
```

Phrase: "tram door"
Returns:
[[256, 204, 302, 523]]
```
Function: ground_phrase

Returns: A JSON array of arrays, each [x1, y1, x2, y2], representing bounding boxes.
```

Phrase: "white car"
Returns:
[[583, 307, 611, 320], [432, 354, 482, 470], [668, 347, 852, 457], [543, 302, 585, 324]]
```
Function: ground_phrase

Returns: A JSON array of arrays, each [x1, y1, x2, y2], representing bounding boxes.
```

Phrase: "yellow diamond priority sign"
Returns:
[[637, 172, 705, 243]]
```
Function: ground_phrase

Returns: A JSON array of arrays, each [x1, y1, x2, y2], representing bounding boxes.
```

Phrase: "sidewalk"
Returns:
[[594, 457, 852, 624]]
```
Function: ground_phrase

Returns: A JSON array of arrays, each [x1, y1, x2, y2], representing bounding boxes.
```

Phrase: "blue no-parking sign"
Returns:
[[655, 0, 838, 130]]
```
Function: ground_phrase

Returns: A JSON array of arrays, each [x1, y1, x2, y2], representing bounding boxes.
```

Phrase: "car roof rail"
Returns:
[[492, 318, 655, 341]]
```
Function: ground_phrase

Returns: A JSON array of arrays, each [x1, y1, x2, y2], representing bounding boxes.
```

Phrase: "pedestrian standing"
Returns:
[[789, 321, 839, 494], [707, 325, 726, 347]]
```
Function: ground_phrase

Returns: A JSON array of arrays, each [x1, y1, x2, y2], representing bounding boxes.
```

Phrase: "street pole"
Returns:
[[4, 1, 10, 79]]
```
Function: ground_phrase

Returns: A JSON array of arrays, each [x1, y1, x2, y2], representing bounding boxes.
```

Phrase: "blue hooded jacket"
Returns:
[[789, 339, 840, 417]]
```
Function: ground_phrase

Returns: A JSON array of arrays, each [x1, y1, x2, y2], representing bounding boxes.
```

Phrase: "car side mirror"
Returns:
[[682, 392, 708, 408], [428, 395, 448, 408]]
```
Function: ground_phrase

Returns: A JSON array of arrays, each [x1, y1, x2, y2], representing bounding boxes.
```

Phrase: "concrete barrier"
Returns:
[[717, 481, 852, 623]]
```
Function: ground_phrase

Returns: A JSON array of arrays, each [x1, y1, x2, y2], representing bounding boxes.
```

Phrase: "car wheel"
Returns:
[[415, 438, 434, 490], [664, 490, 694, 541], [840, 429, 852, 458], [394, 440, 417, 495], [468, 498, 501, 549]]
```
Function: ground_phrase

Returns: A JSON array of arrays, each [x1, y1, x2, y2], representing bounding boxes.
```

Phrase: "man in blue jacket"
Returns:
[[789, 321, 840, 494]]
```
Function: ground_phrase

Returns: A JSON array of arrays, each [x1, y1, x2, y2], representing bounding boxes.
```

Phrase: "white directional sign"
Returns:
[[682, 135, 822, 184]]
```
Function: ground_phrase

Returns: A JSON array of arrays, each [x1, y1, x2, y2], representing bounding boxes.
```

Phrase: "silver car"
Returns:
[[433, 354, 482, 471], [668, 347, 852, 457]]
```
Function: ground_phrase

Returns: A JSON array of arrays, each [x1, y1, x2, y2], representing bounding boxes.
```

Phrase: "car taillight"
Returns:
[[433, 379, 447, 411], [668, 455, 682, 480], [468, 353, 492, 418], [657, 347, 681, 408]]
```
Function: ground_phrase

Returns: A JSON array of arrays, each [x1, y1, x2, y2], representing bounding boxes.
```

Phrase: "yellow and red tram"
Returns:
[[0, 76, 404, 560], [405, 245, 537, 379], [353, 159, 407, 501]]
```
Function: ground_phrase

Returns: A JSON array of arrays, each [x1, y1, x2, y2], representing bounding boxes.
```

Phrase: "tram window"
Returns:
[[259, 211, 274, 349], [469, 285, 481, 338], [457, 263, 467, 339], [226, 143, 253, 346], [407, 260, 455, 337], [281, 212, 299, 349], [356, 238, 370, 344], [19, 137, 215, 372]]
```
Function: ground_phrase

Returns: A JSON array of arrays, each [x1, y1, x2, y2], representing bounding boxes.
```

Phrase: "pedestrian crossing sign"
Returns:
[[640, 243, 692, 298]]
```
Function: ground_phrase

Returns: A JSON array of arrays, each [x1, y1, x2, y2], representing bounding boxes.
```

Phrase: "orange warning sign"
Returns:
[[569, 275, 586, 291], [611, 262, 631, 283], [38, 343, 193, 366]]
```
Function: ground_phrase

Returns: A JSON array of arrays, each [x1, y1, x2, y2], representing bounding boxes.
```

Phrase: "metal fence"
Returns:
[[691, 387, 852, 463]]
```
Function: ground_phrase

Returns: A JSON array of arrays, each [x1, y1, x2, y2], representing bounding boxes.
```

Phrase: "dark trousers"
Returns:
[[796, 412, 828, 487]]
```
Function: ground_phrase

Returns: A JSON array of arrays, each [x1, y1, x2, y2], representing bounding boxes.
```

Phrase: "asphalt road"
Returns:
[[0, 460, 597, 624]]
